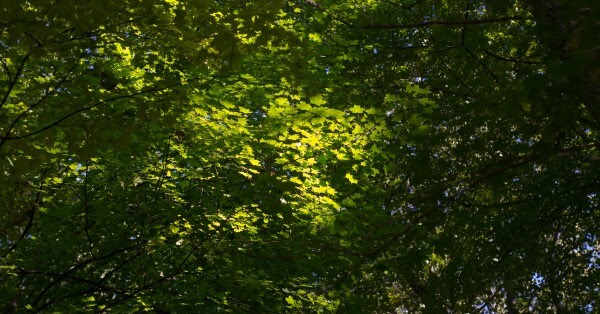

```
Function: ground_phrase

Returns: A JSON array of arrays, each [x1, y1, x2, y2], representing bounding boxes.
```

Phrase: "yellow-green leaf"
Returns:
[[309, 95, 327, 106], [345, 173, 358, 184]]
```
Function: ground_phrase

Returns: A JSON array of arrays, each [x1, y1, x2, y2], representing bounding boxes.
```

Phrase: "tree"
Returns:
[[1, 0, 598, 312]]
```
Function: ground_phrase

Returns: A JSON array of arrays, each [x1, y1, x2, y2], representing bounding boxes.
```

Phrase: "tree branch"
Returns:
[[358, 16, 526, 29], [483, 49, 541, 65], [2, 169, 47, 257], [0, 51, 30, 111], [83, 161, 94, 257]]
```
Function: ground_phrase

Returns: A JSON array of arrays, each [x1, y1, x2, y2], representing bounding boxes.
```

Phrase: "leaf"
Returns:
[[345, 173, 358, 184], [316, 154, 327, 164], [384, 94, 397, 103], [285, 296, 296, 305], [308, 33, 322, 43], [352, 124, 363, 134], [275, 97, 288, 106], [296, 102, 312, 111], [309, 95, 327, 106], [406, 84, 430, 95], [311, 116, 327, 125], [221, 100, 235, 108], [249, 158, 261, 166], [349, 105, 365, 113], [290, 177, 303, 185]]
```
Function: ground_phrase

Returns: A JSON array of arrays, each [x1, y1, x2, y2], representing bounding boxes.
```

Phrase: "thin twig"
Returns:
[[83, 161, 94, 257], [3, 169, 48, 257]]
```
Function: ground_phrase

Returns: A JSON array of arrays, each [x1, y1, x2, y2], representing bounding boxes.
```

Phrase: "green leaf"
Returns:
[[285, 296, 296, 305], [308, 33, 322, 43], [309, 95, 327, 106], [349, 105, 365, 113], [345, 173, 358, 184]]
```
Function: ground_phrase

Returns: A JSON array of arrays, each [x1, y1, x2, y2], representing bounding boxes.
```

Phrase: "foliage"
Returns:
[[0, 0, 598, 312]]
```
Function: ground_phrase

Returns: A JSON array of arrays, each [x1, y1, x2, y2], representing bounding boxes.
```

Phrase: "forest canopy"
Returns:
[[0, 0, 598, 312]]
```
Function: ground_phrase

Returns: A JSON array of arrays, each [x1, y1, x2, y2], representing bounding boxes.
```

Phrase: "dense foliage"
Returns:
[[1, 0, 598, 312]]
